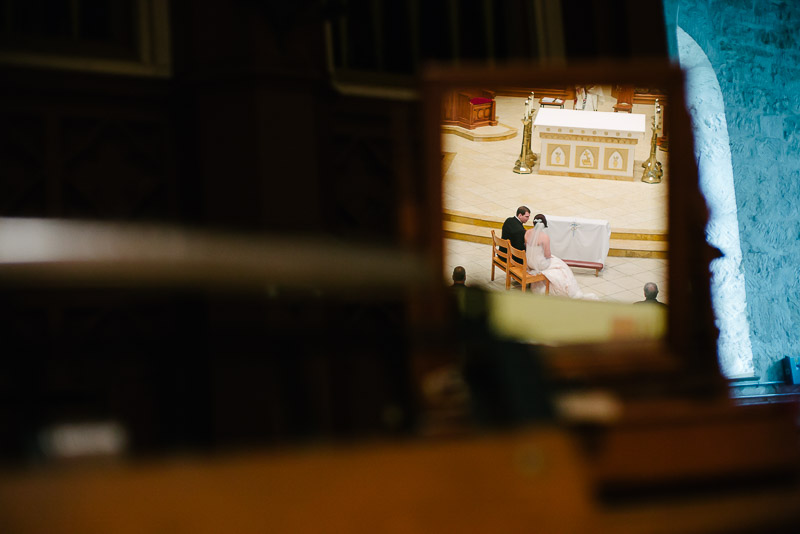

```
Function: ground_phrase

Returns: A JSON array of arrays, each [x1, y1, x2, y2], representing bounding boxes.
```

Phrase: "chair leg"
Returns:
[[521, 278, 527, 292], [505, 271, 511, 290], [545, 280, 550, 295], [491, 262, 495, 281]]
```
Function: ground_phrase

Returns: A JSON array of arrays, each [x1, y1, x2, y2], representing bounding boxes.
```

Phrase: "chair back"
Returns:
[[508, 243, 528, 271], [491, 230, 509, 263]]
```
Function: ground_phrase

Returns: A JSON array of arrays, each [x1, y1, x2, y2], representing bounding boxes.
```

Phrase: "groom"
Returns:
[[501, 206, 530, 262]]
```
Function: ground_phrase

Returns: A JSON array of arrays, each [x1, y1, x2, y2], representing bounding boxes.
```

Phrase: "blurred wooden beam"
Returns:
[[0, 218, 432, 293]]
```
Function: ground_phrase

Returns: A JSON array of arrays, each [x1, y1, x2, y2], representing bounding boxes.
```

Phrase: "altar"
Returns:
[[534, 109, 646, 180]]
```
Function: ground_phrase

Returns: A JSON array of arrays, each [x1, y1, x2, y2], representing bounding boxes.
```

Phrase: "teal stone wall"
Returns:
[[667, 0, 800, 380]]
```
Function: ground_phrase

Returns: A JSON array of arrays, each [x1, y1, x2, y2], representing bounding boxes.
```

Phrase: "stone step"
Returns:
[[443, 221, 668, 259], [608, 239, 668, 259]]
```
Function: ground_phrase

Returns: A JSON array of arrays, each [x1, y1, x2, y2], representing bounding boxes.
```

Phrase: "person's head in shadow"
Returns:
[[635, 282, 667, 306], [451, 266, 466, 287], [644, 282, 658, 300]]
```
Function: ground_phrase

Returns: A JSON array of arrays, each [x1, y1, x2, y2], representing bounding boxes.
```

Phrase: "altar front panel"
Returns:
[[534, 109, 645, 180]]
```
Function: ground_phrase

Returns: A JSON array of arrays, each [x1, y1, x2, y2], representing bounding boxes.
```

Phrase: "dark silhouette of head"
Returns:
[[644, 282, 659, 300], [532, 213, 548, 227], [452, 266, 466, 285]]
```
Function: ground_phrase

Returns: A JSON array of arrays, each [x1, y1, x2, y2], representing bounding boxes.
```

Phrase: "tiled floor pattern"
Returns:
[[444, 238, 668, 304], [442, 93, 669, 233]]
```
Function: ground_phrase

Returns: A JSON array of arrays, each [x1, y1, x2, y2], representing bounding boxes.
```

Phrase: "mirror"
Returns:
[[440, 82, 668, 345], [423, 63, 717, 357]]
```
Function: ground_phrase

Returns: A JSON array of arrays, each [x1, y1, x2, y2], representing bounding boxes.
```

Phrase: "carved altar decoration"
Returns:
[[534, 108, 645, 180], [441, 89, 497, 130], [513, 93, 537, 174]]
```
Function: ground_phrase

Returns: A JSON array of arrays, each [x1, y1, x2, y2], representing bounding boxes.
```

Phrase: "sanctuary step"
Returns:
[[442, 215, 667, 260], [444, 210, 667, 240], [441, 122, 518, 142]]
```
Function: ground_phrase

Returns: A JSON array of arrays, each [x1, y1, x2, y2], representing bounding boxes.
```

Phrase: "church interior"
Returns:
[[1, 0, 800, 532], [441, 89, 669, 302]]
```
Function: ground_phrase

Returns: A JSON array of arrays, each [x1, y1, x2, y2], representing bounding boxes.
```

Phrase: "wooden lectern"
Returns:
[[442, 89, 498, 129]]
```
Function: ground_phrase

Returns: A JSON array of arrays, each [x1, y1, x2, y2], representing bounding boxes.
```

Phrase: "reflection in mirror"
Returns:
[[442, 85, 668, 345]]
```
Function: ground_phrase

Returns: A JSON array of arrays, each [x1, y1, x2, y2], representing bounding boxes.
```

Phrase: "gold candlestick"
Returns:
[[513, 115, 537, 174], [641, 102, 663, 184]]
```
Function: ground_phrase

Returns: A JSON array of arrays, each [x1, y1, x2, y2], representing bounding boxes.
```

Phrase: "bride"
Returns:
[[524, 214, 597, 299]]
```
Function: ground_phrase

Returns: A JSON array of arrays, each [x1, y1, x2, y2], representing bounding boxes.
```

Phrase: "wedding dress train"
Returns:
[[525, 224, 598, 300]]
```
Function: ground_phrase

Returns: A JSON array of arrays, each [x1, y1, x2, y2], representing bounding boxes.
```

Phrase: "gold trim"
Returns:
[[608, 249, 668, 259], [539, 133, 638, 144], [612, 231, 668, 241], [604, 148, 629, 171], [442, 230, 492, 245], [546, 144, 570, 166], [442, 211, 668, 240], [443, 228, 668, 258], [444, 213, 502, 229], [538, 169, 635, 181]]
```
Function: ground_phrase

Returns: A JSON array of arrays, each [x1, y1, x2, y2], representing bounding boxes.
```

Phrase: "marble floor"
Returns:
[[444, 238, 668, 304], [442, 89, 669, 303]]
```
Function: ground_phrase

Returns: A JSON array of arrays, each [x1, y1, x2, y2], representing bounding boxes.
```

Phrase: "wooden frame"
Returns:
[[423, 62, 720, 384], [0, 0, 171, 78]]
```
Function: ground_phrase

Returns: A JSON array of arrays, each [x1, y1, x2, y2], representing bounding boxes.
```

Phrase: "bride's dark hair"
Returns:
[[532, 213, 548, 227]]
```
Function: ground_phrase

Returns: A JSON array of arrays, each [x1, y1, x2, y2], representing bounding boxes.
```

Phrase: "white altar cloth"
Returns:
[[534, 108, 645, 133], [546, 214, 611, 265]]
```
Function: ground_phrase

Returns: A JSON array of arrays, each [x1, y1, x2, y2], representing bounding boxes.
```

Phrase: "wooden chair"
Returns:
[[490, 230, 511, 289], [612, 84, 635, 113], [507, 244, 550, 294]]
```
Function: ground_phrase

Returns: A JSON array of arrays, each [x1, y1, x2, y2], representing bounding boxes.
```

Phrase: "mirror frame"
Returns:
[[422, 62, 722, 386]]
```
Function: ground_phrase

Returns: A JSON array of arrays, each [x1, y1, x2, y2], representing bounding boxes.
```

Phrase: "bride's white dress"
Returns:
[[526, 229, 597, 300]]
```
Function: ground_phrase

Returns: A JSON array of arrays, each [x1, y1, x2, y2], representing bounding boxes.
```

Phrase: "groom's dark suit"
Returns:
[[501, 216, 526, 262]]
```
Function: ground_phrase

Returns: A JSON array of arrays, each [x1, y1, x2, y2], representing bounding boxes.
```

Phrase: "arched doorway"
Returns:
[[677, 26, 753, 377]]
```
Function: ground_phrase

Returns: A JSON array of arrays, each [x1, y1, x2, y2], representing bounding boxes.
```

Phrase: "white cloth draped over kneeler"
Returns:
[[546, 214, 611, 266]]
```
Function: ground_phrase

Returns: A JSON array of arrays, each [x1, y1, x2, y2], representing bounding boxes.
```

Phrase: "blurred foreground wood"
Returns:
[[2, 409, 800, 534], [0, 428, 593, 534]]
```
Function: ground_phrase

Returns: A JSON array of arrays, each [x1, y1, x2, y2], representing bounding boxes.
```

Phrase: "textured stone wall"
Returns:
[[678, 27, 754, 378], [671, 0, 800, 380]]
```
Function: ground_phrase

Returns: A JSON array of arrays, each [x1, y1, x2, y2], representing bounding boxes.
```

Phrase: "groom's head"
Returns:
[[516, 206, 530, 223]]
